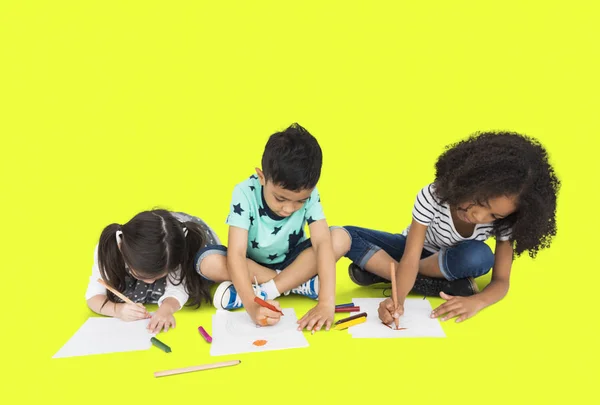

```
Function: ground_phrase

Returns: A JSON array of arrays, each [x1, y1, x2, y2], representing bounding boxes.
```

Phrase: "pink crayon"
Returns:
[[198, 326, 212, 343]]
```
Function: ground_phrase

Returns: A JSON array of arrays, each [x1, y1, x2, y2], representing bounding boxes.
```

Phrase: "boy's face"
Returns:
[[256, 168, 314, 218]]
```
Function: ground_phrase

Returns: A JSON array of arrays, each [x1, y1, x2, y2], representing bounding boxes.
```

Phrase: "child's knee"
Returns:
[[330, 227, 352, 258], [195, 247, 229, 282], [462, 241, 494, 277]]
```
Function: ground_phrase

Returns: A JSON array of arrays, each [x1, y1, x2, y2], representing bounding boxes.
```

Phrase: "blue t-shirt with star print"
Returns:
[[226, 175, 325, 265]]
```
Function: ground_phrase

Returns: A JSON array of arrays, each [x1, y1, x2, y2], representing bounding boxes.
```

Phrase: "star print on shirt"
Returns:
[[283, 250, 293, 262], [249, 174, 258, 180], [272, 226, 282, 235], [249, 215, 255, 225], [307, 216, 315, 225], [267, 253, 279, 261], [233, 203, 244, 216], [258, 206, 267, 217], [249, 185, 256, 191], [251, 239, 260, 249], [288, 229, 304, 250]]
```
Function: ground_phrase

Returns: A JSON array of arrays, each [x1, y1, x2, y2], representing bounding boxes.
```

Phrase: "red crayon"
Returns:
[[334, 306, 361, 313], [254, 296, 284, 315]]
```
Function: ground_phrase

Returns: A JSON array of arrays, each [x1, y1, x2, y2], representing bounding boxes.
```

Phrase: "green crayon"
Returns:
[[151, 337, 172, 353]]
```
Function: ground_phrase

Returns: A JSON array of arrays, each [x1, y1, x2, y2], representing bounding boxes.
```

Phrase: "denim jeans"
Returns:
[[194, 238, 314, 281], [343, 226, 494, 280]]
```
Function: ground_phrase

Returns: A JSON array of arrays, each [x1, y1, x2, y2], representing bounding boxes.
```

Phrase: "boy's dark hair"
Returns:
[[97, 209, 211, 308], [434, 131, 560, 258], [261, 123, 322, 191]]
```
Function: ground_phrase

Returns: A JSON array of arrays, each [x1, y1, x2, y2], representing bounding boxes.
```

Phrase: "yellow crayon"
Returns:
[[333, 315, 367, 330]]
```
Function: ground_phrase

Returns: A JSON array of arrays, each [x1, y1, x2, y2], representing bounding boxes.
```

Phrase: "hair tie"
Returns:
[[115, 230, 123, 245]]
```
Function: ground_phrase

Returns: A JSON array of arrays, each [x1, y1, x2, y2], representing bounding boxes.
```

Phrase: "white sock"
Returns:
[[260, 279, 281, 300]]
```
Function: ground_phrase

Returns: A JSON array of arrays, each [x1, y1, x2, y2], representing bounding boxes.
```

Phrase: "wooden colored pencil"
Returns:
[[390, 262, 399, 330], [97, 278, 135, 305], [154, 360, 241, 378]]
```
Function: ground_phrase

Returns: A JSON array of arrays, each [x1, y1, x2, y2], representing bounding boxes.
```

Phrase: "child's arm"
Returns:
[[477, 239, 513, 305], [148, 272, 188, 333], [431, 240, 513, 322], [297, 219, 336, 331], [378, 185, 432, 324], [87, 295, 149, 321], [86, 245, 149, 321], [148, 298, 179, 333], [396, 220, 429, 302], [87, 295, 118, 316], [228, 226, 281, 325], [378, 219, 427, 324]]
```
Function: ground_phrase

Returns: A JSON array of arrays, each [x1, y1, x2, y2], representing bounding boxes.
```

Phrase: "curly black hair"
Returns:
[[434, 131, 560, 258]]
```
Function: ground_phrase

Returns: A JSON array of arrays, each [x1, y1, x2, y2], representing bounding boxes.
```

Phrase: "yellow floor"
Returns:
[[1, 1, 598, 404]]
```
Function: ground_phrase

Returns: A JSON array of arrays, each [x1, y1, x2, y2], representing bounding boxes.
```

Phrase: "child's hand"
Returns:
[[431, 292, 484, 323], [116, 303, 150, 322], [297, 302, 335, 332], [378, 298, 404, 325], [148, 306, 176, 333], [248, 300, 282, 327]]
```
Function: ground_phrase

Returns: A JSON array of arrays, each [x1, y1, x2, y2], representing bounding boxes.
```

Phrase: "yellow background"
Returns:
[[1, 1, 598, 403]]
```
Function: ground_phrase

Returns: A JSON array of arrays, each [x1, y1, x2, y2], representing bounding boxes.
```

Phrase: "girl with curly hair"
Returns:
[[338, 132, 560, 323]]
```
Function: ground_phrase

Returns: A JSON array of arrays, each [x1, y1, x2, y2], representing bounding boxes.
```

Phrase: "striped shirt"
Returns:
[[401, 184, 511, 253]]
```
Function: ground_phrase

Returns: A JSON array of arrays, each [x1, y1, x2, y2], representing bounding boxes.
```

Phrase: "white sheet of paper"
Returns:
[[53, 317, 155, 358], [348, 298, 445, 338], [210, 308, 309, 356]]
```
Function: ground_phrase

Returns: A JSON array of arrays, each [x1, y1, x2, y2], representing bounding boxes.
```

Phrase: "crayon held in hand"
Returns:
[[254, 296, 284, 315]]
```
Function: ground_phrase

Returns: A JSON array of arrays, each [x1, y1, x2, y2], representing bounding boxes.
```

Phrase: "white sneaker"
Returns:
[[213, 281, 268, 310]]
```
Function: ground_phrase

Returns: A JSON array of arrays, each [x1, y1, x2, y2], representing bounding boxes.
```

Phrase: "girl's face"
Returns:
[[127, 267, 168, 284], [456, 195, 518, 224], [118, 243, 169, 283]]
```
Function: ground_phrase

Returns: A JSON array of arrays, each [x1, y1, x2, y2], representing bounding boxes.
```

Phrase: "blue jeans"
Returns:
[[194, 239, 314, 281], [343, 226, 494, 280]]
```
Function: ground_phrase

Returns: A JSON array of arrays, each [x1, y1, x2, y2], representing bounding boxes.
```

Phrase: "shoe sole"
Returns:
[[213, 281, 233, 309], [348, 263, 374, 287], [348, 263, 390, 287], [467, 277, 480, 294]]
